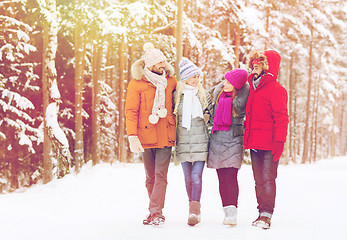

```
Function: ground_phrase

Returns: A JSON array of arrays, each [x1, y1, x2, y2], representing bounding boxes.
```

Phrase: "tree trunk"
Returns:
[[10, 156, 18, 190], [127, 44, 134, 83], [313, 78, 319, 162], [341, 94, 346, 155], [293, 71, 298, 163], [74, 0, 85, 172], [118, 42, 126, 162], [288, 53, 294, 163], [309, 79, 318, 163], [42, 10, 52, 183], [294, 72, 301, 158], [331, 93, 337, 157], [126, 44, 134, 160], [176, 0, 183, 80], [92, 42, 103, 165], [43, 0, 72, 179], [285, 59, 290, 164], [264, 7, 270, 50], [302, 25, 314, 164], [234, 23, 240, 69], [105, 43, 111, 88]]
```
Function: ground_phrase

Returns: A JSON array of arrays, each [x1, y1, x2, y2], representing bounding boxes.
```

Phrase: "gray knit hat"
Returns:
[[179, 57, 201, 81]]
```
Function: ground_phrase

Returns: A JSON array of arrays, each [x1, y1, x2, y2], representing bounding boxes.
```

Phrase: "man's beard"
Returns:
[[253, 70, 264, 80], [151, 65, 165, 75], [151, 68, 164, 75]]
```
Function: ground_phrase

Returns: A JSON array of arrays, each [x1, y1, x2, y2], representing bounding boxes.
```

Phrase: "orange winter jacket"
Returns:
[[125, 62, 177, 149]]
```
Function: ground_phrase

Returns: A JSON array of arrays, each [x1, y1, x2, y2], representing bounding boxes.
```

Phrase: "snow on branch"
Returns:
[[1, 89, 35, 110], [45, 102, 69, 147], [0, 16, 33, 31], [0, 131, 6, 140]]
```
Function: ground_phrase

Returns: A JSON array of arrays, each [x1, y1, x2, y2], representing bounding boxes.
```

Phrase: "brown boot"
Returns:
[[188, 201, 201, 226]]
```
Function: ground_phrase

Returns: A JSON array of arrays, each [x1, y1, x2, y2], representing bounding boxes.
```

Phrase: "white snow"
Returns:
[[45, 102, 69, 147], [0, 156, 346, 240]]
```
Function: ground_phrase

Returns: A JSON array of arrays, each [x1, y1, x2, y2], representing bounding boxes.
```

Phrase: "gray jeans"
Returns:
[[143, 147, 172, 215]]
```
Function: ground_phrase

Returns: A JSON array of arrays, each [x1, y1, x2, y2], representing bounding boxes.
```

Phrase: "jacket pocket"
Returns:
[[167, 115, 176, 143], [252, 120, 273, 130], [138, 116, 157, 144], [252, 120, 274, 146]]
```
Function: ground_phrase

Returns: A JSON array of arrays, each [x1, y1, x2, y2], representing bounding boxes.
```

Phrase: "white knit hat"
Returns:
[[179, 57, 201, 81], [143, 42, 166, 68]]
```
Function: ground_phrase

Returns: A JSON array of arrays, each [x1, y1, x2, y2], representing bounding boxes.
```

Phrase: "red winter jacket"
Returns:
[[243, 50, 289, 150]]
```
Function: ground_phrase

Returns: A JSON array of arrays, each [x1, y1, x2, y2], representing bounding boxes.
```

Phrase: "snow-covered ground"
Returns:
[[1, 156, 347, 240]]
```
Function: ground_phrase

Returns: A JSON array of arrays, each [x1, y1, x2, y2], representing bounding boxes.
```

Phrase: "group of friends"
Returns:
[[125, 42, 289, 230]]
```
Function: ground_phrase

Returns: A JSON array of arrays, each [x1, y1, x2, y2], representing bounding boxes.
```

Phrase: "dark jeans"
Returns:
[[143, 147, 172, 215], [216, 167, 239, 207], [181, 161, 205, 202], [251, 149, 279, 215]]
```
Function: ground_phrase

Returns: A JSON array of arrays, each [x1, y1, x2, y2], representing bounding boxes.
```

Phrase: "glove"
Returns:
[[271, 141, 284, 162], [128, 136, 144, 153]]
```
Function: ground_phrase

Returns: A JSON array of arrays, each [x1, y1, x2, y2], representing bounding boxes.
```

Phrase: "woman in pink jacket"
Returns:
[[244, 50, 289, 229]]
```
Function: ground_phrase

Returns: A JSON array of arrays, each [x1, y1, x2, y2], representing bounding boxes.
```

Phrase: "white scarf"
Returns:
[[143, 68, 167, 124], [182, 84, 203, 131]]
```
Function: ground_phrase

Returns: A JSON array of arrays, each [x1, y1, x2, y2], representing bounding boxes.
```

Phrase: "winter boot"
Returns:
[[252, 212, 271, 229], [223, 205, 237, 226], [143, 213, 165, 225], [151, 213, 165, 225], [188, 201, 201, 226]]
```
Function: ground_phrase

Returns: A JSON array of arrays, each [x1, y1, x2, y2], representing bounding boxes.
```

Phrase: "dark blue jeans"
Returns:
[[251, 149, 279, 215], [181, 161, 205, 202]]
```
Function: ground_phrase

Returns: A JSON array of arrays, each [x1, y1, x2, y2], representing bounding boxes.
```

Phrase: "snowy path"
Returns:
[[1, 156, 347, 240]]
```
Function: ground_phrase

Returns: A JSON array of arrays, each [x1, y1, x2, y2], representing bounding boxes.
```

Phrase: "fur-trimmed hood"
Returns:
[[131, 59, 175, 80], [248, 51, 269, 71]]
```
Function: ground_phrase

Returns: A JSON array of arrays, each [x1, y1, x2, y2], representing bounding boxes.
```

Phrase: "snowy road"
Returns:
[[0, 156, 346, 240]]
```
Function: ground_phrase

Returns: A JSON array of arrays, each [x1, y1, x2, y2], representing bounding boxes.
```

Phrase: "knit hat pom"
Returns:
[[149, 114, 159, 124], [143, 42, 155, 52], [143, 42, 166, 68], [158, 108, 167, 118]]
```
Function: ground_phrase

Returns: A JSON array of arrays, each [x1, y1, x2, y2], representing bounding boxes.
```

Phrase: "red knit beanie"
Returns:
[[224, 69, 248, 89]]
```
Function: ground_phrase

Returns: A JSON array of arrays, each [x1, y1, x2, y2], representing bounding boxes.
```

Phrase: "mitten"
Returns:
[[128, 136, 144, 153], [271, 141, 284, 162]]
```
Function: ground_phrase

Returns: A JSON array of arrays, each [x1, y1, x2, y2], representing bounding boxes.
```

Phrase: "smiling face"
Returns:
[[185, 74, 200, 87], [149, 61, 166, 75], [223, 79, 235, 92], [252, 63, 263, 79]]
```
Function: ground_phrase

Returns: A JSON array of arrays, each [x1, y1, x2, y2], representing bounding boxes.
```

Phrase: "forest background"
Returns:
[[0, 0, 346, 193]]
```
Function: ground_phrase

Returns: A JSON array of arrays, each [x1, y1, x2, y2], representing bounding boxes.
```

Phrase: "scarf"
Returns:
[[143, 68, 167, 124], [182, 84, 204, 131], [212, 91, 233, 133], [252, 75, 261, 90]]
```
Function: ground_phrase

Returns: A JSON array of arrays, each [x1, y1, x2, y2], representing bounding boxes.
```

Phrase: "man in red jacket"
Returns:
[[244, 50, 289, 229]]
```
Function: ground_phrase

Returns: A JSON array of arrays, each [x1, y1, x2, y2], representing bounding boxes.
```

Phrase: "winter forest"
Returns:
[[0, 0, 346, 193]]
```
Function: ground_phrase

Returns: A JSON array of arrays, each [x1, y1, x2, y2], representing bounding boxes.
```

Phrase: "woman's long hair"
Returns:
[[216, 87, 240, 117]]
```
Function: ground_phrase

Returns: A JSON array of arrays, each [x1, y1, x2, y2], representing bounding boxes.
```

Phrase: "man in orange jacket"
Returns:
[[244, 50, 289, 229], [125, 43, 177, 225]]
